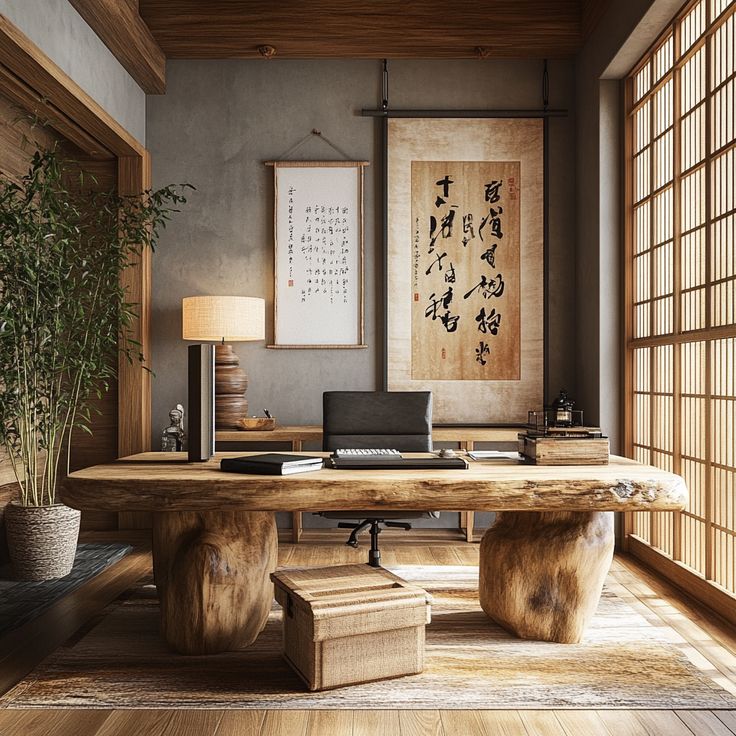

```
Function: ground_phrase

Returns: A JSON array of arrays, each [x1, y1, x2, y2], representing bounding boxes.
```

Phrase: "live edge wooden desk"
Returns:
[[216, 424, 523, 542], [62, 452, 686, 655]]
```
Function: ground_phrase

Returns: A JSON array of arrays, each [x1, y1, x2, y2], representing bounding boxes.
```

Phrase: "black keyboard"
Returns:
[[329, 456, 468, 470]]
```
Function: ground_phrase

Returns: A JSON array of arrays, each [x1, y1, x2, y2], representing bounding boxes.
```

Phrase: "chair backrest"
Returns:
[[322, 391, 432, 452]]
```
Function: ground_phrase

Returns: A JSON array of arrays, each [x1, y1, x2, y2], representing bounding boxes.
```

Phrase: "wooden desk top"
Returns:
[[61, 452, 687, 514], [215, 425, 524, 443]]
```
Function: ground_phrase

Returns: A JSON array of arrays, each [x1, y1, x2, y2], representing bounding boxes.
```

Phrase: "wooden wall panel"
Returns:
[[0, 90, 118, 530], [0, 15, 154, 532]]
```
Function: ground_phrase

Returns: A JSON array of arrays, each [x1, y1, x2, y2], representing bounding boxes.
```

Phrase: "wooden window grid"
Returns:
[[625, 0, 736, 607]]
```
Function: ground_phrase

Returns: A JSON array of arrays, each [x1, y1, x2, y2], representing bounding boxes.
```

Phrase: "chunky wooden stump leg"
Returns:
[[479, 511, 614, 644], [152, 510, 277, 654]]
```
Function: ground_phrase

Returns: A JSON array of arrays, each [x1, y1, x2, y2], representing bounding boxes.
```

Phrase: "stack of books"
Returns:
[[220, 453, 324, 475]]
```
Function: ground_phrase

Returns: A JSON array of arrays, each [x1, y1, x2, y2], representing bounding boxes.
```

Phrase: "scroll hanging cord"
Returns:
[[382, 59, 389, 110], [275, 129, 352, 161], [542, 59, 549, 111]]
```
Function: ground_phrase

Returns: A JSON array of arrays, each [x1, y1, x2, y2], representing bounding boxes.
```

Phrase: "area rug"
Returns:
[[0, 543, 133, 637], [3, 565, 735, 709]]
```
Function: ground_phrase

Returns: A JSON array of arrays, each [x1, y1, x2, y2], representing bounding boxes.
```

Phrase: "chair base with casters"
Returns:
[[319, 391, 438, 567], [318, 509, 437, 567], [338, 518, 412, 567]]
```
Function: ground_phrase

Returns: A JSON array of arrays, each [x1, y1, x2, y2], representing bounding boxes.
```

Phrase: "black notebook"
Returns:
[[220, 453, 324, 475]]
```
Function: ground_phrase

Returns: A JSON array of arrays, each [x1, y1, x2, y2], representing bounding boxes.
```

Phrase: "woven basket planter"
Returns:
[[5, 502, 81, 581]]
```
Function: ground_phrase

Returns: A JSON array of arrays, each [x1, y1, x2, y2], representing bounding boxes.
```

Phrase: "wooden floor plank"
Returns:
[[352, 710, 401, 736], [0, 709, 111, 736], [306, 710, 354, 736], [161, 711, 223, 736], [213, 710, 266, 736], [428, 547, 462, 566], [518, 710, 565, 735], [714, 711, 736, 733], [676, 710, 736, 736], [94, 710, 176, 736], [0, 710, 54, 736], [399, 710, 443, 736], [554, 711, 613, 735], [597, 709, 660, 736], [634, 710, 696, 736], [439, 710, 485, 736], [261, 709, 309, 736], [474, 710, 532, 736], [92, 710, 223, 736]]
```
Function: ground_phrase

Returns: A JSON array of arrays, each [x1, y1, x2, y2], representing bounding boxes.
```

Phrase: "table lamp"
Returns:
[[182, 295, 265, 429]]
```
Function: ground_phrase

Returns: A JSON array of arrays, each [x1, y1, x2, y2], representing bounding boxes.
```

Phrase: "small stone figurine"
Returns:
[[161, 404, 186, 452]]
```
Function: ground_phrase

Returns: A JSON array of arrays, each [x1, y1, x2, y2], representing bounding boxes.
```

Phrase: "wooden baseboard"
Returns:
[[626, 535, 736, 629]]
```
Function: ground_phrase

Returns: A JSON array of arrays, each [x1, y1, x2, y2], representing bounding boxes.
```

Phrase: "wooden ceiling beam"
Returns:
[[580, 0, 612, 39], [139, 0, 583, 60], [0, 15, 145, 157], [69, 0, 166, 94]]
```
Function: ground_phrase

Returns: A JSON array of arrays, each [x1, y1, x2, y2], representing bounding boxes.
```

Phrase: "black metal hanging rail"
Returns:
[[361, 108, 567, 118]]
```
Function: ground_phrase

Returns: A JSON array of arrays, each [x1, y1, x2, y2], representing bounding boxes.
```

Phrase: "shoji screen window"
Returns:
[[625, 0, 736, 615]]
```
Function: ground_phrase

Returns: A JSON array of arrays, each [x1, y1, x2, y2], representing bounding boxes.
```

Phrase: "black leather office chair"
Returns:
[[319, 391, 439, 567]]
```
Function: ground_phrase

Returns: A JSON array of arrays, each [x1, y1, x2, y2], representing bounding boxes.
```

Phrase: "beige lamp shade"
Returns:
[[182, 296, 265, 342]]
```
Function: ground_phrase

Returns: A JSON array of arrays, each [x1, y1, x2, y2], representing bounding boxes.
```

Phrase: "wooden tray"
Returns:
[[235, 417, 277, 431]]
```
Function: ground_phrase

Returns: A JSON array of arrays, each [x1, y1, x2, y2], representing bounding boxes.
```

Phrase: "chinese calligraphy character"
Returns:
[[425, 251, 448, 275], [435, 175, 454, 207], [444, 262, 456, 283], [429, 215, 439, 252], [480, 245, 497, 267], [475, 341, 491, 365], [462, 213, 475, 247], [475, 307, 502, 335], [463, 273, 505, 300], [440, 207, 457, 238], [484, 180, 502, 204], [440, 311, 460, 332], [479, 206, 504, 241], [424, 288, 454, 319]]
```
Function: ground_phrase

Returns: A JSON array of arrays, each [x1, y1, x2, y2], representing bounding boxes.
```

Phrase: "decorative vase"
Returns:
[[5, 502, 81, 581]]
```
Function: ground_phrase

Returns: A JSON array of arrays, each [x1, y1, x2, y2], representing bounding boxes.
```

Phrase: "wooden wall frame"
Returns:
[[0, 15, 153, 463], [265, 160, 368, 349], [622, 0, 736, 623], [383, 116, 545, 423]]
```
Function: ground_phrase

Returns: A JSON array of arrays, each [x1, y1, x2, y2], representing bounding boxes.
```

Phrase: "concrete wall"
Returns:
[[146, 59, 577, 437], [0, 0, 146, 143]]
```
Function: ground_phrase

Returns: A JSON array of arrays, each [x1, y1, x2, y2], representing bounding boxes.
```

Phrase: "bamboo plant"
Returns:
[[0, 145, 190, 506]]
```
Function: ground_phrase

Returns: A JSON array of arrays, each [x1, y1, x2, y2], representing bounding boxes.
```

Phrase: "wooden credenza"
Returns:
[[215, 424, 523, 543]]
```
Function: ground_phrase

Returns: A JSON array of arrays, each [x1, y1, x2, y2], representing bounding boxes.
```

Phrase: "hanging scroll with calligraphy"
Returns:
[[411, 161, 520, 380], [387, 119, 543, 423], [268, 161, 367, 348]]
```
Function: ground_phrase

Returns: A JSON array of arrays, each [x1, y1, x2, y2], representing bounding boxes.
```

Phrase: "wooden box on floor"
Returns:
[[270, 564, 431, 691]]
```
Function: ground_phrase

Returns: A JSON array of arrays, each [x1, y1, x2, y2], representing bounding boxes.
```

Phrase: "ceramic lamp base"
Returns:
[[214, 343, 249, 430]]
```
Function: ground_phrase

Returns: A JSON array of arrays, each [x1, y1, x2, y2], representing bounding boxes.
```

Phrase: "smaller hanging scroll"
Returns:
[[267, 161, 368, 348]]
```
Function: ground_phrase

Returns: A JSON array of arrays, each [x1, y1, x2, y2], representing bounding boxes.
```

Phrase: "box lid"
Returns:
[[271, 564, 431, 641]]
